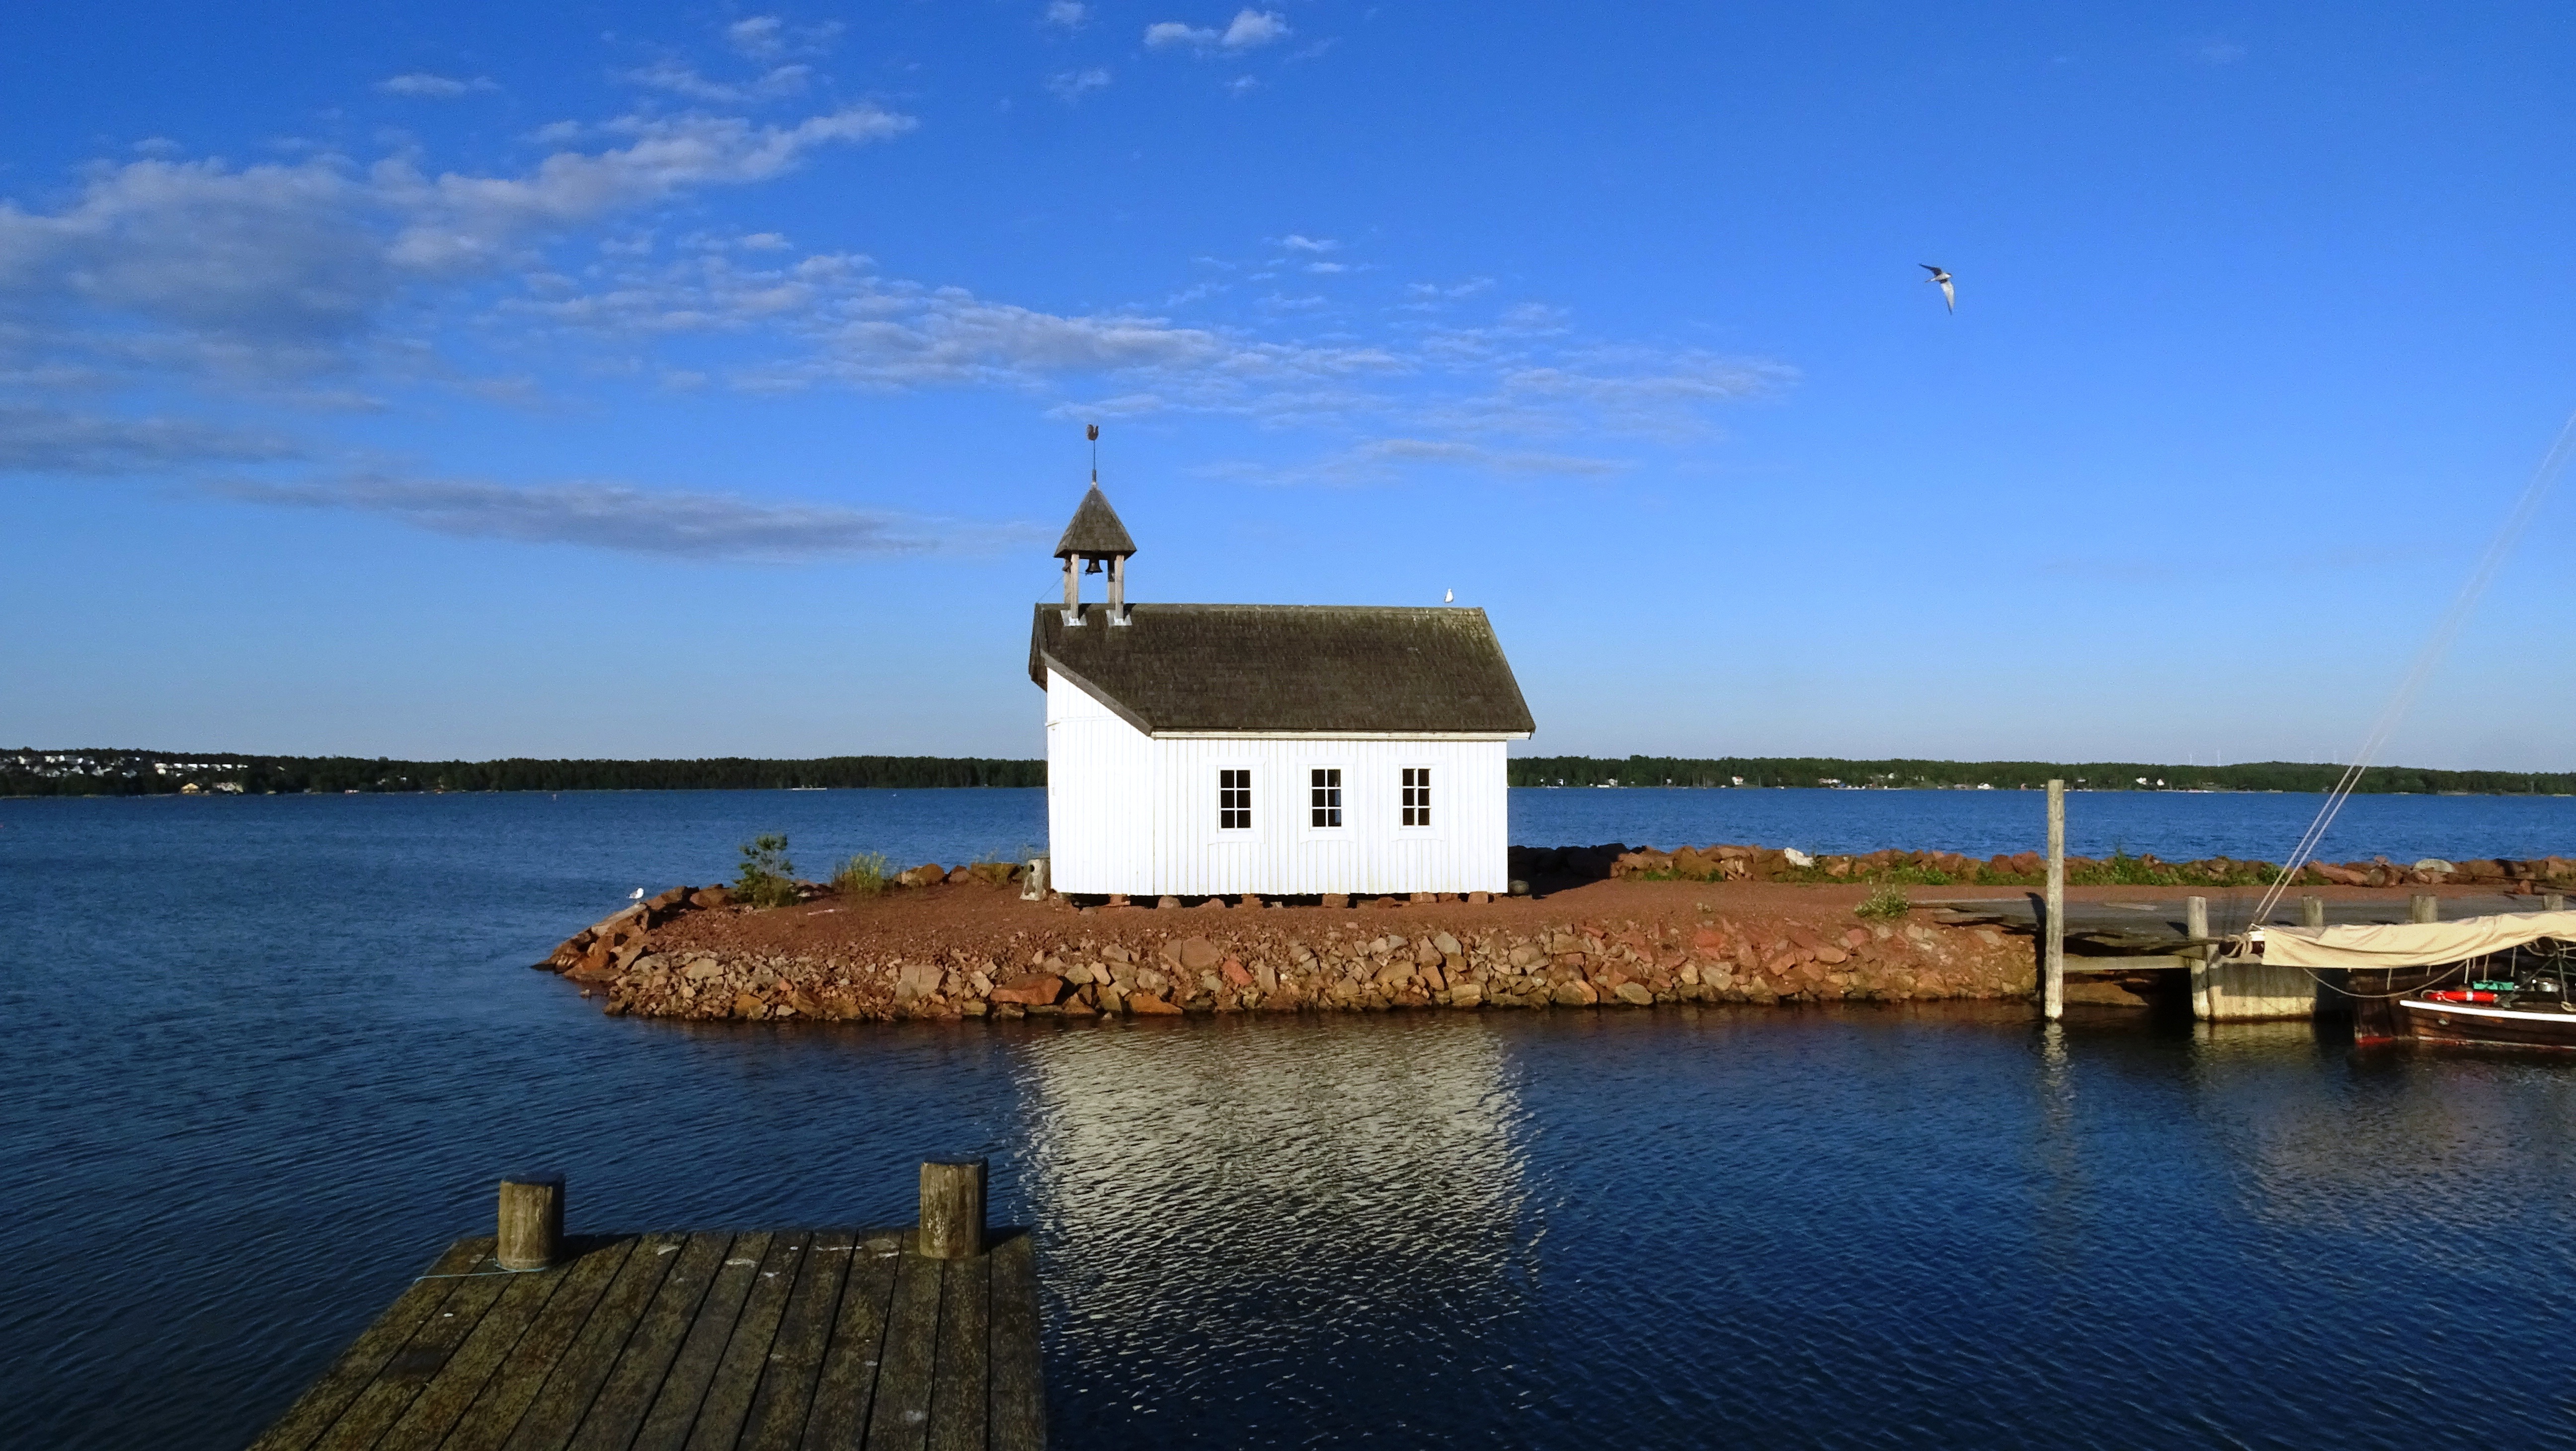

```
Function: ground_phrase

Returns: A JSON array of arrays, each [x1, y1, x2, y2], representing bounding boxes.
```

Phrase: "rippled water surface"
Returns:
[[5, 791, 2575, 1448]]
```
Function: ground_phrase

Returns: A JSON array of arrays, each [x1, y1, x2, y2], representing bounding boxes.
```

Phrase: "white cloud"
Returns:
[[738, 232, 792, 250], [1047, 67, 1113, 102], [1145, 8, 1288, 53], [0, 106, 913, 388], [621, 59, 813, 103], [1278, 234, 1336, 252], [1304, 261, 1346, 274], [2201, 41, 2248, 64], [1208, 437, 1634, 488], [0, 404, 302, 474], [1044, 1, 1090, 28], [726, 16, 841, 60], [205, 473, 1029, 560], [376, 73, 497, 98], [1225, 75, 1260, 96]]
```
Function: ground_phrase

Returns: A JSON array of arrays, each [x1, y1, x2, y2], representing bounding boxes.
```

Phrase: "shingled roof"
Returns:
[[1052, 485, 1137, 560], [1030, 603, 1535, 735]]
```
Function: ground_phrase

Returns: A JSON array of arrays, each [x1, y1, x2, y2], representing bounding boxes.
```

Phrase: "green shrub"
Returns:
[[734, 833, 801, 908], [834, 851, 891, 897], [1855, 884, 1911, 920]]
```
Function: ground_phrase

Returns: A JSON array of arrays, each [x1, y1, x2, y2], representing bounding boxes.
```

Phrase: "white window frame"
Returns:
[[1208, 762, 1261, 843], [1300, 761, 1352, 839], [1395, 762, 1440, 837]]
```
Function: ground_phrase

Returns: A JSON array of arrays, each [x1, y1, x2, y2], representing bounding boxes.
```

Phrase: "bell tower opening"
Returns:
[[1053, 426, 1137, 627]]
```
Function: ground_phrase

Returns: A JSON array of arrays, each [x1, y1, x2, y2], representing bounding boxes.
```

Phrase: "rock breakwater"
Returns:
[[1564, 843, 2576, 891], [533, 872, 2036, 1023]]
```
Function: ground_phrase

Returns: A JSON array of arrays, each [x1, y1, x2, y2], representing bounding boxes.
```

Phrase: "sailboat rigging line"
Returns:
[[2248, 403, 2576, 928]]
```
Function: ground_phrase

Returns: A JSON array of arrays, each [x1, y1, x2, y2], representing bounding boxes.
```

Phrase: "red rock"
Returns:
[[1179, 937, 1222, 971], [1553, 980, 1599, 1006], [1843, 928, 1870, 948], [1785, 926, 1822, 950], [1128, 993, 1183, 1015], [1466, 891, 1490, 904], [689, 887, 731, 909], [646, 886, 691, 911], [1221, 960, 1254, 988], [988, 973, 1065, 1006]]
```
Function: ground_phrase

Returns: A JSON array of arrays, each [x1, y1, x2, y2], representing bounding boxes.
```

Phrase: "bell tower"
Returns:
[[1053, 429, 1136, 627]]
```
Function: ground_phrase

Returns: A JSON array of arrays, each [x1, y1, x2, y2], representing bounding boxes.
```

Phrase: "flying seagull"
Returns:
[[1921, 264, 1954, 313]]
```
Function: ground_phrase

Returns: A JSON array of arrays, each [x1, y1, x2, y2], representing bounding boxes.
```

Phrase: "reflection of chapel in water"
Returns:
[[1030, 482, 1535, 900]]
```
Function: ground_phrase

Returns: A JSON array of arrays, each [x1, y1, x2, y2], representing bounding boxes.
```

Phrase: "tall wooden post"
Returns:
[[2300, 895, 2325, 929], [1107, 554, 1127, 624], [2410, 893, 2438, 925], [497, 1175, 564, 1272], [1061, 558, 1081, 622], [919, 1159, 987, 1260], [2044, 780, 2065, 1022], [2185, 896, 2212, 1022]]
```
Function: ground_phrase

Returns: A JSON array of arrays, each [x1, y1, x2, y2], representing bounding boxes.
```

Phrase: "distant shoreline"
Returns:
[[6, 748, 2572, 799]]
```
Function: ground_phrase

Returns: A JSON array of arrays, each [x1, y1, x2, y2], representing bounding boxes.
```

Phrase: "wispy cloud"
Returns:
[[1043, 1, 1090, 29], [204, 473, 1032, 560], [0, 404, 302, 474], [1207, 437, 1635, 487], [376, 73, 497, 98], [0, 105, 916, 388], [725, 15, 843, 61], [1277, 234, 1336, 253], [1144, 8, 1290, 54], [2200, 40, 2248, 64], [621, 59, 813, 104], [1047, 67, 1113, 102]]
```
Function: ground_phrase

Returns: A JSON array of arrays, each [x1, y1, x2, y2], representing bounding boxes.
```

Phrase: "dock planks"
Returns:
[[250, 1230, 1043, 1451]]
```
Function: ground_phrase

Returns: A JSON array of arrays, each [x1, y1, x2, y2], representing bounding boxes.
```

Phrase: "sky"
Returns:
[[5, 1, 2576, 768]]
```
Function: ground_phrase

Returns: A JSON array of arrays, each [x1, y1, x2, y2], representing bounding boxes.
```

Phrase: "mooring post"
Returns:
[[2044, 779, 2065, 1022], [919, 1158, 987, 1260], [2410, 893, 2438, 925], [2550, 893, 2567, 913], [496, 1175, 565, 1271], [2300, 895, 2326, 930], [2186, 895, 2212, 1022]]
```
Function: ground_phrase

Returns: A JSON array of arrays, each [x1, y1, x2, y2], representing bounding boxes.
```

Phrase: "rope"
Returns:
[[2249, 403, 2576, 928]]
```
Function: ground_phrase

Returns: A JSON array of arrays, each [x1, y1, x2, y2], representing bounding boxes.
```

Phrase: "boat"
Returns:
[[2257, 909, 2576, 1049]]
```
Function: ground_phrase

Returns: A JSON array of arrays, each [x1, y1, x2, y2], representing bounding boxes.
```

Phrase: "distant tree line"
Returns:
[[1, 749, 1045, 797], [1508, 755, 2576, 796]]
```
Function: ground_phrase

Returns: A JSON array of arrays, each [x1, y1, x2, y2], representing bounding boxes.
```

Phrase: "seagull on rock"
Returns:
[[1921, 264, 1954, 313]]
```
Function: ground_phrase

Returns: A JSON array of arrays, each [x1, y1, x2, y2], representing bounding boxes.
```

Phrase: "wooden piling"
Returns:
[[2043, 780, 2065, 1021], [2410, 893, 2439, 925], [919, 1159, 987, 1261], [2551, 893, 2568, 912], [2185, 896, 2211, 1021], [2301, 895, 2326, 929], [495, 1175, 564, 1272]]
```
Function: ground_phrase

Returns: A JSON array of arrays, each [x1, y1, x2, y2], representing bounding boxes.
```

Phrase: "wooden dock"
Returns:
[[252, 1167, 1042, 1451]]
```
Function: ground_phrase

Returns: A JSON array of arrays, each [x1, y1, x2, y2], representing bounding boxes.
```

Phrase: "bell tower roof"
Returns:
[[1053, 484, 1136, 561]]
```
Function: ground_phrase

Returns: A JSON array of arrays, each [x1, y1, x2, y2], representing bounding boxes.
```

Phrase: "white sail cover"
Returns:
[[2259, 910, 2576, 969]]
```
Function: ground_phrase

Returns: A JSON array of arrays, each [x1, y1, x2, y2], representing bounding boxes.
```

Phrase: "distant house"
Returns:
[[1030, 484, 1534, 898]]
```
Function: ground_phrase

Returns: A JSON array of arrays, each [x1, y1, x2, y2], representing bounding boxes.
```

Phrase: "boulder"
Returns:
[[1553, 980, 1599, 1007], [899, 864, 947, 887], [1614, 982, 1654, 1006], [646, 886, 692, 911], [688, 886, 731, 909], [894, 962, 943, 1000], [1221, 960, 1255, 988], [1127, 993, 1183, 1015], [989, 973, 1065, 1006], [1179, 937, 1222, 971]]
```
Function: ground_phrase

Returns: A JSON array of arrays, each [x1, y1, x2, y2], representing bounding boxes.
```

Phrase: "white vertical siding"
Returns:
[[1046, 670, 1511, 896]]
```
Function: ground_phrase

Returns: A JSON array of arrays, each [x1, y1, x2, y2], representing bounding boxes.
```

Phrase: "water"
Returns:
[[5, 789, 2576, 1448]]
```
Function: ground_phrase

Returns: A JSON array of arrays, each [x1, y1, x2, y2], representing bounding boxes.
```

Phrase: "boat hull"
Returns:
[[2397, 998, 2576, 1050]]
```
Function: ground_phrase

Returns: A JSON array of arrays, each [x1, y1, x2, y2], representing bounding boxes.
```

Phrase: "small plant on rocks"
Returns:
[[834, 851, 891, 897], [1855, 884, 1911, 920], [735, 833, 800, 908]]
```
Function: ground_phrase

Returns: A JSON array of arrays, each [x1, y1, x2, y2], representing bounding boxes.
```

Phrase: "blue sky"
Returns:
[[6, 1, 2575, 768]]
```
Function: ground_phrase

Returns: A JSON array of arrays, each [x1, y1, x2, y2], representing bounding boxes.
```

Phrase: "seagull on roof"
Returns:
[[1921, 264, 1954, 313]]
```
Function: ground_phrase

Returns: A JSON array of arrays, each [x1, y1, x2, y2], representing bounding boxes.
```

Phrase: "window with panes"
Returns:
[[1218, 768, 1253, 830], [1402, 767, 1432, 826], [1309, 768, 1343, 827]]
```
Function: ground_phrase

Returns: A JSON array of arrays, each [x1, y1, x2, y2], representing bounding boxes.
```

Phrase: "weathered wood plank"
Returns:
[[798, 1231, 905, 1451], [439, 1236, 637, 1451], [248, 1238, 487, 1451], [629, 1231, 775, 1451], [861, 1249, 944, 1451], [315, 1256, 520, 1451], [735, 1229, 858, 1451], [374, 1254, 576, 1451], [925, 1250, 988, 1451], [985, 1233, 1046, 1451], [497, 1232, 684, 1451], [681, 1231, 808, 1451], [561, 1232, 735, 1451]]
